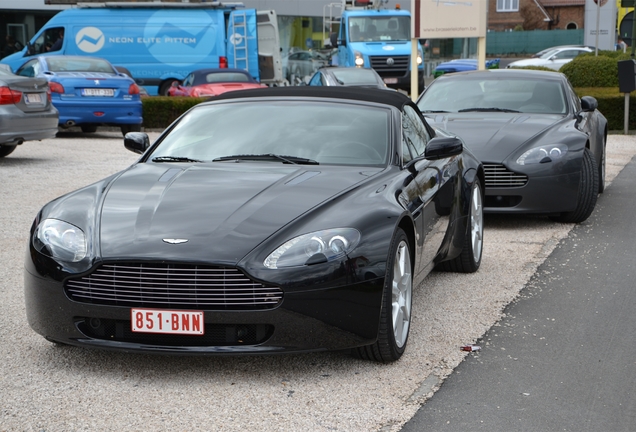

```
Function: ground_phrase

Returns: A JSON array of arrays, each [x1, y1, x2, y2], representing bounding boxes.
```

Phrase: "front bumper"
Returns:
[[24, 264, 385, 355], [484, 170, 580, 214]]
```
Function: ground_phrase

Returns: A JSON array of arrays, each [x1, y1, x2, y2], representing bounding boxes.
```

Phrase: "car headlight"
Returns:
[[354, 51, 365, 67], [34, 218, 87, 262], [516, 144, 568, 165], [264, 228, 361, 269], [417, 49, 423, 65]]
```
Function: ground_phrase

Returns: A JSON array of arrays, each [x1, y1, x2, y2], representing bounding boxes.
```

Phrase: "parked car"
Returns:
[[0, 64, 58, 158], [433, 58, 500, 78], [307, 66, 390, 89], [15, 55, 142, 135], [417, 69, 607, 223], [24, 86, 484, 362], [531, 45, 595, 58], [506, 46, 593, 71], [167, 68, 265, 97], [284, 50, 329, 84]]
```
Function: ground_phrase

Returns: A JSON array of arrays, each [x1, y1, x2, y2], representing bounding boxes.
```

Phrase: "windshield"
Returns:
[[45, 57, 116, 74], [331, 68, 379, 85], [539, 49, 558, 59], [348, 16, 410, 42], [418, 78, 568, 115], [149, 101, 391, 166]]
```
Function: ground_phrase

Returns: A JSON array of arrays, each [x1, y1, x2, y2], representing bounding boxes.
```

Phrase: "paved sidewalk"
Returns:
[[401, 155, 636, 431]]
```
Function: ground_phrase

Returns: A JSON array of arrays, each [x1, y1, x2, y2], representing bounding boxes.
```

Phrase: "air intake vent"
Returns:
[[483, 164, 528, 188], [65, 263, 283, 310]]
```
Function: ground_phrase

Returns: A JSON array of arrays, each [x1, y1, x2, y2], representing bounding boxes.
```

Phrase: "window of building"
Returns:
[[496, 0, 519, 12]]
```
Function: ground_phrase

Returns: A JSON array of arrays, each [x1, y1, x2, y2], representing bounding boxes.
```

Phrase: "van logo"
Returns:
[[76, 27, 105, 53], [386, 58, 395, 66]]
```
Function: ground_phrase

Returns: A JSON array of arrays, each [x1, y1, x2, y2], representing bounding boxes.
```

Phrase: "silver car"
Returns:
[[0, 65, 58, 158]]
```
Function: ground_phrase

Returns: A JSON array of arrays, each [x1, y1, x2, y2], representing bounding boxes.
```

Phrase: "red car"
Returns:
[[168, 68, 265, 97]]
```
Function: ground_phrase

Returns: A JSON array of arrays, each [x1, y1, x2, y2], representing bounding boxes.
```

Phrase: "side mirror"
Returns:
[[124, 132, 150, 154], [425, 136, 463, 160], [580, 96, 598, 112], [330, 32, 339, 48]]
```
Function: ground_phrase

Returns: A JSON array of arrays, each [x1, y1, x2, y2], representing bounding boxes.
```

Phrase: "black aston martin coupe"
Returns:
[[417, 69, 607, 223], [25, 87, 484, 362]]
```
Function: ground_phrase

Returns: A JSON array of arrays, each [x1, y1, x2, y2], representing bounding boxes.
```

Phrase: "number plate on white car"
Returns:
[[131, 308, 204, 335], [383, 78, 398, 84], [82, 88, 115, 97]]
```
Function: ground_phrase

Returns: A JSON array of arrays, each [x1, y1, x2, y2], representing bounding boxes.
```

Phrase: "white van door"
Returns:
[[256, 10, 283, 85]]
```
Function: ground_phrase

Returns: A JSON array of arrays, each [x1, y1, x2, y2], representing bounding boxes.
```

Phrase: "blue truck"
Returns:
[[0, 2, 283, 95], [331, 0, 424, 93]]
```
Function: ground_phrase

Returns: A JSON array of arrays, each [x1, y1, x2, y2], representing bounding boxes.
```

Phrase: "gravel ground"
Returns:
[[1, 131, 634, 432]]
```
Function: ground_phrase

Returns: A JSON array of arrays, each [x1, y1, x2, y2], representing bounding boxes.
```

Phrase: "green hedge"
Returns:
[[575, 87, 636, 131], [560, 51, 632, 87], [142, 96, 207, 129], [141, 89, 636, 132]]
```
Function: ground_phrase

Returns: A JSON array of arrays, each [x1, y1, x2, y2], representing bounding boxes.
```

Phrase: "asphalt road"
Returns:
[[402, 152, 636, 431], [0, 131, 634, 431]]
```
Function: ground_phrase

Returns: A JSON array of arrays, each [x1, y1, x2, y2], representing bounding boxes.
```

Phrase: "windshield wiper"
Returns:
[[213, 154, 319, 165], [458, 107, 520, 113], [152, 156, 203, 163], [420, 110, 450, 113]]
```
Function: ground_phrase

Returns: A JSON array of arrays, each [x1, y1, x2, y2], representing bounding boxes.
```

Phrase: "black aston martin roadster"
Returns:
[[417, 69, 607, 223], [25, 87, 484, 362]]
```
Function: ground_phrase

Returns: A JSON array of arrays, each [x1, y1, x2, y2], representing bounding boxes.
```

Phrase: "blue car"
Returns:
[[433, 58, 500, 78], [15, 55, 142, 135]]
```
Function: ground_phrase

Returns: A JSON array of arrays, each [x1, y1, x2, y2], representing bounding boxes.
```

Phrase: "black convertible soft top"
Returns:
[[207, 85, 415, 110]]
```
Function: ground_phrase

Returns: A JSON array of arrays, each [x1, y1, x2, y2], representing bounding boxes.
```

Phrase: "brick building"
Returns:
[[488, 0, 585, 31]]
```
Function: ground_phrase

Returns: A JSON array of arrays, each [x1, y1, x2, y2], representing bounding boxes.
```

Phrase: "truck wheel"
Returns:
[[0, 145, 17, 158]]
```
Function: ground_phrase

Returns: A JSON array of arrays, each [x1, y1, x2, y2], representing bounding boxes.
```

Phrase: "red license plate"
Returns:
[[131, 308, 204, 335]]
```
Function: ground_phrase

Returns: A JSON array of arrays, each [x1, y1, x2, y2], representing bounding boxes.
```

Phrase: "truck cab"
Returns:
[[335, 0, 424, 93]]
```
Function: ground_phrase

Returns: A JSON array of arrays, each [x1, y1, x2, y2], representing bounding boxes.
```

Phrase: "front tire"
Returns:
[[0, 145, 17, 158], [550, 147, 599, 223], [355, 228, 412, 362], [437, 178, 484, 273]]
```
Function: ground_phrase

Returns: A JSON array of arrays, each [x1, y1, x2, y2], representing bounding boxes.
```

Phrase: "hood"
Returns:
[[425, 113, 563, 162], [98, 163, 380, 264]]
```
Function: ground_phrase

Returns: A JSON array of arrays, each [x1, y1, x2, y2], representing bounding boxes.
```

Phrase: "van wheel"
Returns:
[[159, 79, 178, 96]]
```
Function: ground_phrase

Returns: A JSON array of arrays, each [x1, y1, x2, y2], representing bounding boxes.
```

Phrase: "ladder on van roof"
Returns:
[[229, 10, 250, 73]]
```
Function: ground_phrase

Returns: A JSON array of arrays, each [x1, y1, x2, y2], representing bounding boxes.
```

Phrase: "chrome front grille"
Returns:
[[483, 164, 528, 188], [369, 55, 409, 77], [65, 263, 283, 310]]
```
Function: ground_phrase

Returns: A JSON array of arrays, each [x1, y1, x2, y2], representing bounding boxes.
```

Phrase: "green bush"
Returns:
[[575, 87, 636, 131], [142, 96, 207, 129], [560, 51, 632, 87]]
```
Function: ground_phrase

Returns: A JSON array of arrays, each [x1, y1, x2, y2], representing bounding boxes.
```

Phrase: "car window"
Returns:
[[309, 73, 323, 86], [402, 105, 429, 159], [16, 60, 39, 77], [418, 77, 567, 114], [45, 57, 116, 73], [150, 101, 391, 166]]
